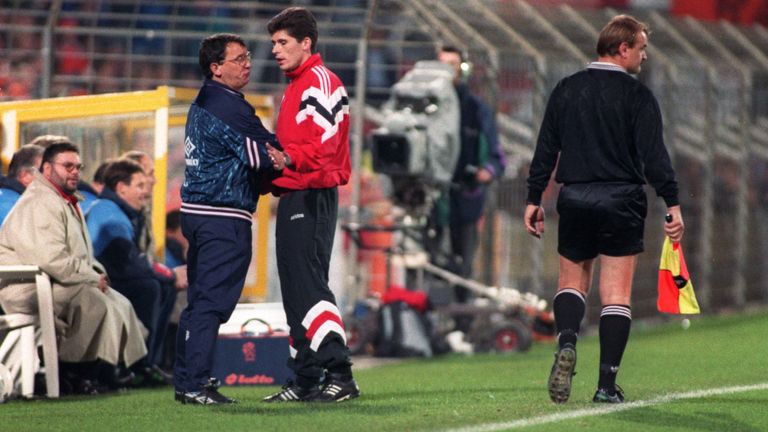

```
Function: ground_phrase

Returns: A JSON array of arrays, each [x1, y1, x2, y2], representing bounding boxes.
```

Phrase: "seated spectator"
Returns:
[[165, 209, 187, 268], [162, 209, 188, 371], [123, 150, 188, 303], [123, 151, 189, 373], [121, 150, 158, 259], [0, 144, 43, 225], [0, 140, 148, 394], [55, 18, 90, 76], [86, 159, 176, 384], [78, 159, 113, 215]]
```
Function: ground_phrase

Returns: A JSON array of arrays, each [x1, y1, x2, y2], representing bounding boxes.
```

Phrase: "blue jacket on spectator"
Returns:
[[77, 180, 100, 216], [164, 238, 185, 268], [87, 188, 171, 284], [86, 187, 176, 366], [0, 177, 25, 226]]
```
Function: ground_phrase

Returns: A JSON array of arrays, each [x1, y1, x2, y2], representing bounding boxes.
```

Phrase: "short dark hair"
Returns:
[[8, 144, 44, 178], [103, 158, 144, 191], [199, 33, 246, 79], [166, 209, 181, 231], [439, 45, 465, 63], [267, 7, 318, 54], [596, 14, 649, 57], [93, 159, 114, 184], [41, 142, 80, 166]]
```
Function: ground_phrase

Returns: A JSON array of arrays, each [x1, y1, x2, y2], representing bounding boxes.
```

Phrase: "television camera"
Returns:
[[371, 60, 460, 219], [350, 61, 550, 356]]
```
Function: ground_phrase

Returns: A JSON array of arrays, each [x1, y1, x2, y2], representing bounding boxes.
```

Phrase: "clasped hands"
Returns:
[[267, 143, 288, 170]]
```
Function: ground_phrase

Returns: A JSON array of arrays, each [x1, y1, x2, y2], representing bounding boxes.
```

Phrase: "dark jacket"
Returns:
[[181, 79, 276, 222], [449, 83, 506, 224], [526, 63, 678, 207]]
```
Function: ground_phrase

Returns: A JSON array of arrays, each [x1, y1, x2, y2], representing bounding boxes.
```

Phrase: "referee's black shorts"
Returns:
[[556, 182, 647, 261]]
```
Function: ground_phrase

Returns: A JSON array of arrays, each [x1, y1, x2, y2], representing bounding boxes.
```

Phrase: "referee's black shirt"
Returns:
[[526, 62, 679, 207]]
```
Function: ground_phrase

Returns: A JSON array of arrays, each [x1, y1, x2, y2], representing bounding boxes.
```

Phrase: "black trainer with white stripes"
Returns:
[[262, 380, 320, 403], [309, 373, 360, 403], [177, 378, 237, 405]]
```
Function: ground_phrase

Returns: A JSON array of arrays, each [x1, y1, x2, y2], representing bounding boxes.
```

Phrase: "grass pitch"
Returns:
[[2, 309, 767, 432]]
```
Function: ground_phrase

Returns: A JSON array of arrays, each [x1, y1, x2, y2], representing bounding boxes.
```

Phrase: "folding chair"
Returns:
[[0, 265, 59, 399]]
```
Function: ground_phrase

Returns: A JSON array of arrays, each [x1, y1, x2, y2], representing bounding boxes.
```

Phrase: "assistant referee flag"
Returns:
[[658, 237, 700, 314]]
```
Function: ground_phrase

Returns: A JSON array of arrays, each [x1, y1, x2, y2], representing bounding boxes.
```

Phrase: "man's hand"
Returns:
[[664, 205, 685, 243], [267, 143, 287, 170], [173, 265, 188, 291], [475, 167, 493, 184], [152, 262, 174, 279], [524, 204, 545, 238], [98, 275, 109, 293]]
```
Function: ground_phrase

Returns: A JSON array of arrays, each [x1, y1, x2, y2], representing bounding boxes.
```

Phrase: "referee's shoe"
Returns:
[[548, 344, 577, 404], [593, 384, 625, 403]]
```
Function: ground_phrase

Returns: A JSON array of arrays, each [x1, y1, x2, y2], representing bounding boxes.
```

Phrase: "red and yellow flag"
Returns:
[[657, 237, 700, 314]]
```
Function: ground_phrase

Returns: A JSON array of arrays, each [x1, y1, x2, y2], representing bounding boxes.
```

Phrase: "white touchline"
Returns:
[[442, 382, 768, 432]]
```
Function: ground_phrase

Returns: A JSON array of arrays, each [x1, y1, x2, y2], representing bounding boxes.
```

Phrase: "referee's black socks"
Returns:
[[553, 288, 586, 348], [598, 305, 632, 390]]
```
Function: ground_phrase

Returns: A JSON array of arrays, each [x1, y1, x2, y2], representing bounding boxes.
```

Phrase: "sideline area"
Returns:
[[443, 382, 768, 432]]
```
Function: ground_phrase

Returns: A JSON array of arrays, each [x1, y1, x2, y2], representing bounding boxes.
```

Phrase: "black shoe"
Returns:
[[62, 375, 101, 396], [309, 373, 360, 403], [98, 364, 135, 391], [131, 366, 172, 388], [593, 384, 625, 403], [548, 344, 577, 404], [262, 380, 320, 402], [178, 378, 237, 405]]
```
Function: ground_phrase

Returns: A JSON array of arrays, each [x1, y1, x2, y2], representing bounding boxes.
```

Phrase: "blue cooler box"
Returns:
[[211, 308, 294, 386]]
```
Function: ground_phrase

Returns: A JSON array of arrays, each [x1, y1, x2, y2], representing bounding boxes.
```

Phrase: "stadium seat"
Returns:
[[0, 266, 59, 399]]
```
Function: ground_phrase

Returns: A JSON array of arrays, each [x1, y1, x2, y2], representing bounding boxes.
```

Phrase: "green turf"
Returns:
[[3, 310, 767, 432]]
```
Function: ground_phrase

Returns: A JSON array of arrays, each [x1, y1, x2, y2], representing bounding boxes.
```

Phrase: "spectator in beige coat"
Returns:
[[0, 141, 148, 393]]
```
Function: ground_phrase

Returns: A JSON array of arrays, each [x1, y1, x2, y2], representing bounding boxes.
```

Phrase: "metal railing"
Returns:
[[3, 0, 768, 319]]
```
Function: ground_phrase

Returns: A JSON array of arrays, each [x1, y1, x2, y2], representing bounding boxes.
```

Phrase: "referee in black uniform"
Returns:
[[524, 14, 685, 404]]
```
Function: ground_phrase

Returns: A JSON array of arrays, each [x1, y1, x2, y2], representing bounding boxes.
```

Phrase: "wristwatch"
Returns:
[[283, 152, 292, 167]]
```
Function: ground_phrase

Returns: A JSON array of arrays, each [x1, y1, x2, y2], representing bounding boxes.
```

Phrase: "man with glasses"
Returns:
[[0, 140, 148, 393], [174, 33, 275, 405]]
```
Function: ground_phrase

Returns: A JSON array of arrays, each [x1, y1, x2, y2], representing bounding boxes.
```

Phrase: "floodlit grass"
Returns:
[[3, 309, 768, 431]]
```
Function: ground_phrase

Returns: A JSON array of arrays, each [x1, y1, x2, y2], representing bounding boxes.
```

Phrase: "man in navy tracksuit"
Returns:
[[174, 33, 274, 405]]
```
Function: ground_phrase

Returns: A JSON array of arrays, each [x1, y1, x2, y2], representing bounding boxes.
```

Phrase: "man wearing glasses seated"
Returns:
[[0, 139, 149, 394]]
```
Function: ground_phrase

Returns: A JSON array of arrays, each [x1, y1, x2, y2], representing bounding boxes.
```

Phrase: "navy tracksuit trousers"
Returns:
[[173, 213, 252, 392], [111, 277, 176, 366], [275, 188, 352, 385]]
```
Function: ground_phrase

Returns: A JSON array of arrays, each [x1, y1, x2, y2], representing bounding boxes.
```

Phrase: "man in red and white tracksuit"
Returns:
[[263, 7, 360, 403]]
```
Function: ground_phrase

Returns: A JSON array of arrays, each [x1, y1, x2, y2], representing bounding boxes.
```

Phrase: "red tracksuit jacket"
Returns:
[[273, 53, 351, 191]]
